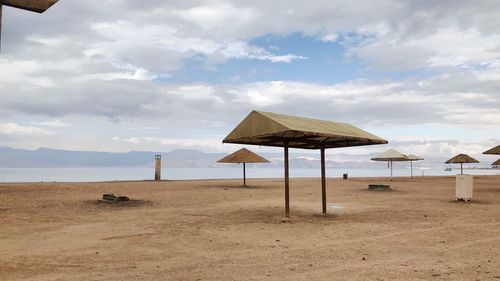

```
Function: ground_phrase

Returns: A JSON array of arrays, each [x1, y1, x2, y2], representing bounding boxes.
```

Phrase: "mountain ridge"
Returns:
[[0, 146, 447, 169]]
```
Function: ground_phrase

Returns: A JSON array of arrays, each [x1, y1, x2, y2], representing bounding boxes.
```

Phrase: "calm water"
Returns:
[[0, 167, 499, 183]]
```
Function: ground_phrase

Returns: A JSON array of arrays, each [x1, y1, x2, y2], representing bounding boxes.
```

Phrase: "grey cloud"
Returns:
[[1, 70, 498, 128], [3, 0, 500, 74], [1, 0, 499, 154]]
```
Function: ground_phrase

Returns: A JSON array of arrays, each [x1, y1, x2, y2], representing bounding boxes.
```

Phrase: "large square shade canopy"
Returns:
[[223, 111, 388, 149], [223, 111, 388, 217]]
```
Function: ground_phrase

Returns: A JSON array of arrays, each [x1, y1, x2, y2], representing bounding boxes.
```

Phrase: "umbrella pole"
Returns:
[[0, 4, 3, 51], [321, 146, 327, 214], [410, 161, 413, 179], [284, 142, 290, 217], [390, 161, 393, 181], [243, 162, 246, 187], [461, 163, 463, 175]]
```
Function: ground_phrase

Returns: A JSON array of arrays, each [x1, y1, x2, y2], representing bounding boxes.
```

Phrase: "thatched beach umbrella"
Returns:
[[217, 148, 269, 187], [371, 149, 409, 181], [407, 154, 424, 179], [1, 0, 59, 49], [223, 110, 387, 217], [491, 159, 500, 167], [483, 145, 500, 155], [445, 154, 479, 175]]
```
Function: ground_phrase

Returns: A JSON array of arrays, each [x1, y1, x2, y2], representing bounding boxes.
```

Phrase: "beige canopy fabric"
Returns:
[[407, 154, 424, 161], [491, 159, 500, 166], [223, 111, 388, 149], [217, 148, 269, 187], [371, 149, 409, 161], [483, 145, 500, 155], [217, 148, 269, 164], [2, 0, 58, 13], [445, 154, 479, 164], [371, 149, 409, 181], [223, 110, 387, 217]]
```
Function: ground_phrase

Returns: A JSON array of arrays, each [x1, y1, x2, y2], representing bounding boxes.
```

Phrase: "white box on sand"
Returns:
[[456, 174, 473, 201]]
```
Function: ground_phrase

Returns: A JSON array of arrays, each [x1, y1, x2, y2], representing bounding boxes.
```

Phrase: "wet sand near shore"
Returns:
[[0, 176, 499, 281]]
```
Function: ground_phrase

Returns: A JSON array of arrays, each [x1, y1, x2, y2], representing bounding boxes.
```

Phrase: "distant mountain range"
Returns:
[[0, 146, 450, 169]]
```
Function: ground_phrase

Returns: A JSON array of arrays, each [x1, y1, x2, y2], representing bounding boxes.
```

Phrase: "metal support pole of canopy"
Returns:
[[321, 146, 327, 214], [390, 160, 393, 181], [243, 162, 246, 187], [284, 142, 290, 217], [410, 160, 413, 179]]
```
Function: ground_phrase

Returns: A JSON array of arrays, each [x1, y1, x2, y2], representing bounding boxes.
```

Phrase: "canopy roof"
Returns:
[[223, 111, 387, 149], [483, 145, 500, 155], [2, 0, 59, 13], [491, 159, 500, 166], [217, 148, 269, 164], [371, 149, 409, 162], [407, 154, 424, 161], [445, 154, 479, 164]]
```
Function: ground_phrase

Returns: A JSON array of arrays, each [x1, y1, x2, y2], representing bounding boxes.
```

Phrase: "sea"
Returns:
[[0, 167, 499, 183]]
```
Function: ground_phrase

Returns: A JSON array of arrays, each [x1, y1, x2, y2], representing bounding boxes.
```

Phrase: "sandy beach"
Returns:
[[0, 176, 499, 281]]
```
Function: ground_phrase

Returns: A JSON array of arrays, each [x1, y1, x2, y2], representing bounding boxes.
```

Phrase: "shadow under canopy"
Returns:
[[217, 148, 269, 187], [222, 110, 388, 217]]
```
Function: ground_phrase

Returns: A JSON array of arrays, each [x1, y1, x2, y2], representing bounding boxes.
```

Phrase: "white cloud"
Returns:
[[112, 136, 141, 144], [296, 156, 318, 161], [354, 27, 500, 70], [31, 120, 70, 127], [84, 21, 305, 73], [320, 33, 338, 43], [171, 1, 256, 30], [0, 123, 52, 136]]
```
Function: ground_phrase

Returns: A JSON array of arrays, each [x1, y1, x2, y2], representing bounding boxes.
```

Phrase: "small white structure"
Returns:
[[456, 174, 473, 201]]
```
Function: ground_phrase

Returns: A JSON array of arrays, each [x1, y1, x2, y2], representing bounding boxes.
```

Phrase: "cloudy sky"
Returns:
[[0, 0, 499, 160]]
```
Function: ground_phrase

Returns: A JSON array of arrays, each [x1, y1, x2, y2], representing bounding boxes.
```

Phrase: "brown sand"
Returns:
[[0, 176, 499, 281]]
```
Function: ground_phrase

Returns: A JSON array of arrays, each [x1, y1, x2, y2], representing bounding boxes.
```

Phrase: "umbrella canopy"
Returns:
[[223, 110, 387, 217], [1, 0, 59, 51], [371, 149, 409, 162], [2, 0, 59, 13], [491, 159, 500, 166], [407, 154, 424, 161], [445, 154, 479, 164], [217, 148, 269, 164], [406, 154, 424, 179], [445, 154, 479, 175], [217, 148, 269, 187], [483, 145, 500, 155], [371, 149, 409, 181]]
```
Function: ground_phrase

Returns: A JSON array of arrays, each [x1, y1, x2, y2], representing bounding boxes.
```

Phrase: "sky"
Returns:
[[0, 0, 499, 161]]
